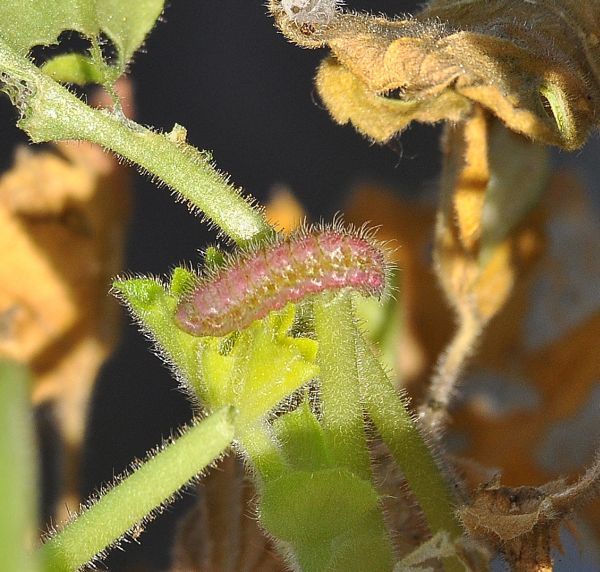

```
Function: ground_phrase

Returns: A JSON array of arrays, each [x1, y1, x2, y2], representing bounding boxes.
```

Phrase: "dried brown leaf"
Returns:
[[457, 477, 564, 571], [271, 0, 600, 149]]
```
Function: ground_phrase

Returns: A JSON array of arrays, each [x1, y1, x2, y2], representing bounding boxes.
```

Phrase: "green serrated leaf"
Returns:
[[199, 305, 319, 427], [112, 276, 209, 400], [42, 53, 104, 84], [0, 0, 163, 76], [114, 273, 319, 426]]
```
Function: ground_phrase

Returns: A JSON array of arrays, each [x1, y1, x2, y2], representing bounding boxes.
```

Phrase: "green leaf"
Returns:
[[0, 0, 95, 55], [42, 53, 104, 84], [260, 468, 380, 543], [199, 304, 319, 427], [0, 0, 164, 76], [260, 468, 394, 571], [95, 0, 164, 71], [273, 398, 332, 471], [113, 272, 319, 426], [0, 361, 39, 572]]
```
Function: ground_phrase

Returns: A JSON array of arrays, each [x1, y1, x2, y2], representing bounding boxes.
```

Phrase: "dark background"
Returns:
[[1, 1, 598, 570]]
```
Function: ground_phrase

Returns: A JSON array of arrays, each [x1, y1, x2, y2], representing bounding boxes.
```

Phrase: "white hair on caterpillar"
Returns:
[[281, 0, 342, 25]]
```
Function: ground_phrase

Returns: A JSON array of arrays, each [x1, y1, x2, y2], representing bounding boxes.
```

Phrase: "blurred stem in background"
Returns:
[[0, 361, 39, 572]]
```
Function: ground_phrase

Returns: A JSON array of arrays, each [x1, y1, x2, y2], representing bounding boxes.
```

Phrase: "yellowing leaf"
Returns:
[[265, 186, 305, 234], [0, 83, 132, 522], [271, 0, 600, 149]]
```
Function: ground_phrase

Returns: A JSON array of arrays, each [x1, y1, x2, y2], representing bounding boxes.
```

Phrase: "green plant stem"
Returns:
[[294, 294, 395, 571], [355, 333, 466, 572], [313, 293, 371, 480], [39, 406, 236, 572], [0, 362, 39, 572], [0, 38, 269, 244]]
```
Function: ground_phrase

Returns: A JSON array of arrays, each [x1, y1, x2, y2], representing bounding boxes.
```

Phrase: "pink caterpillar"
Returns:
[[175, 227, 388, 337]]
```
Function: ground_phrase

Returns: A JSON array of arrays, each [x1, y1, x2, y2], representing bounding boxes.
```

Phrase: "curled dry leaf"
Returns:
[[420, 108, 548, 432], [270, 0, 600, 149], [459, 457, 600, 572], [458, 476, 563, 572]]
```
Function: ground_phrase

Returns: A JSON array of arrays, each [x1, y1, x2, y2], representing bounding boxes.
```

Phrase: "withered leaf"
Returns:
[[457, 477, 564, 571], [271, 0, 600, 149]]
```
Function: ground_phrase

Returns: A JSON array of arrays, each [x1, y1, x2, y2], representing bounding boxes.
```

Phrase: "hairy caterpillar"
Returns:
[[175, 227, 388, 337], [281, 0, 342, 26]]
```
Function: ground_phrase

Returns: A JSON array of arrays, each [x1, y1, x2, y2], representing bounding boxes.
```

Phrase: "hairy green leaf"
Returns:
[[273, 398, 332, 471], [260, 468, 393, 571], [199, 303, 319, 427], [0, 0, 163, 78], [260, 468, 380, 542], [113, 272, 319, 426]]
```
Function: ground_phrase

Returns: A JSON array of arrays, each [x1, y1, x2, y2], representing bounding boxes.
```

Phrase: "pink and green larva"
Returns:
[[174, 226, 390, 337]]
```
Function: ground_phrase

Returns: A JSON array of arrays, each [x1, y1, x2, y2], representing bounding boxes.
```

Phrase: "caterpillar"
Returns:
[[281, 0, 342, 26], [174, 227, 388, 337]]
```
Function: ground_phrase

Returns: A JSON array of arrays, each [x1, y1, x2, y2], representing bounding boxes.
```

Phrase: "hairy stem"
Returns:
[[311, 294, 394, 571], [419, 310, 483, 433], [355, 334, 466, 572], [0, 38, 269, 244], [40, 407, 236, 572], [313, 293, 371, 480]]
